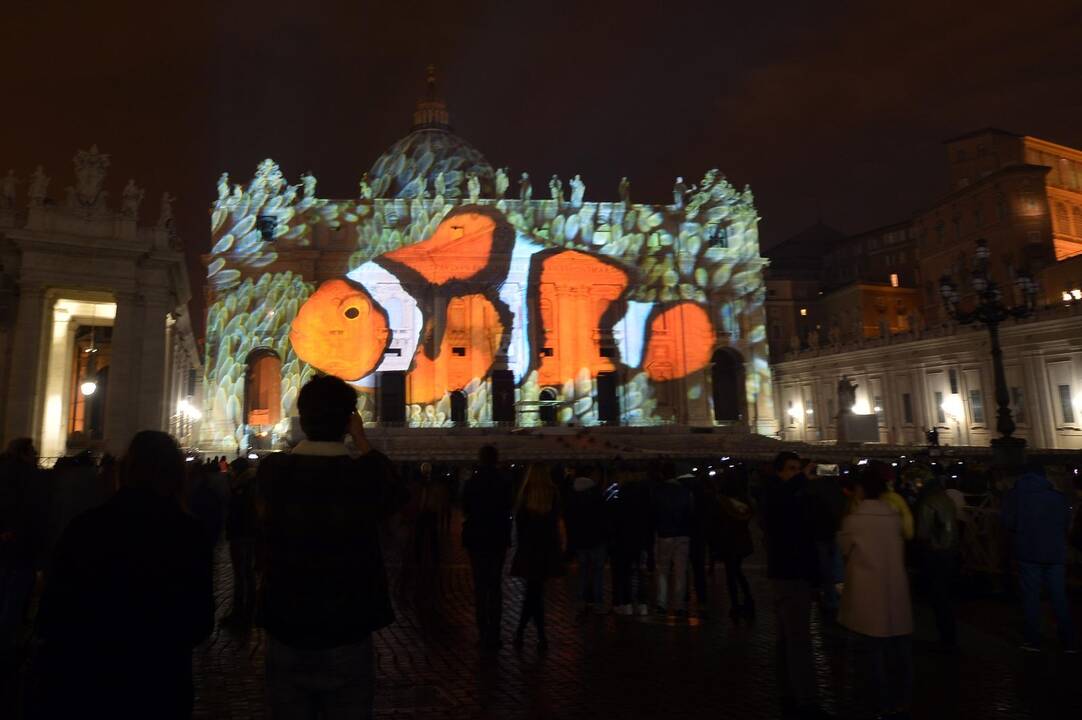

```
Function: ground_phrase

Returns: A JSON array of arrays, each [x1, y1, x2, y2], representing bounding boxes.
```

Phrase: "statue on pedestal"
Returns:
[[158, 192, 175, 229], [518, 172, 532, 202], [301, 172, 317, 199], [467, 173, 480, 203], [1, 169, 16, 208], [28, 165, 50, 206], [73, 145, 110, 206], [618, 176, 630, 206], [548, 174, 562, 203], [837, 376, 857, 416], [569, 174, 585, 208], [121, 179, 144, 218], [673, 176, 695, 209], [495, 167, 509, 198]]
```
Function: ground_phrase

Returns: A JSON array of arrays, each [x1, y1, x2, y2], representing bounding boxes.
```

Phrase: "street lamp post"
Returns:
[[939, 239, 1039, 466]]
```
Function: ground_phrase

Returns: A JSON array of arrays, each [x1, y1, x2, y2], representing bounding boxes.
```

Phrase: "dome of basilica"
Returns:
[[367, 68, 495, 200]]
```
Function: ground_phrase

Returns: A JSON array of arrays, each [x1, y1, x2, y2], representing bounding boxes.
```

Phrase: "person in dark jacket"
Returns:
[[687, 468, 719, 617], [189, 463, 225, 550], [915, 475, 959, 649], [565, 465, 608, 616], [0, 438, 47, 712], [607, 465, 654, 616], [224, 459, 258, 628], [652, 464, 694, 616], [806, 463, 846, 619], [461, 445, 513, 649], [718, 471, 755, 622], [32, 431, 214, 720], [1001, 463, 1077, 652], [762, 451, 828, 719], [511, 464, 564, 651], [256, 375, 409, 718]]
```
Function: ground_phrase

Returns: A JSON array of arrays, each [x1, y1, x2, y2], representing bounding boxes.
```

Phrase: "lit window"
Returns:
[[890, 273, 899, 288], [799, 308, 807, 317]]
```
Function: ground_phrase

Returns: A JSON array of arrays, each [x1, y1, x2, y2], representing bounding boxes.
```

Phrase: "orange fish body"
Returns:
[[289, 205, 716, 407]]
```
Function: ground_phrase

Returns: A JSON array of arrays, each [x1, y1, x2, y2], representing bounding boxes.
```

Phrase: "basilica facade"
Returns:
[[199, 77, 776, 452]]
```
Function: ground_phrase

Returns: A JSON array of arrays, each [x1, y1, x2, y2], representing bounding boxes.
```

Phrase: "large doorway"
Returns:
[[539, 387, 558, 425], [711, 348, 746, 423], [450, 390, 468, 424], [597, 372, 619, 425], [245, 349, 282, 427]]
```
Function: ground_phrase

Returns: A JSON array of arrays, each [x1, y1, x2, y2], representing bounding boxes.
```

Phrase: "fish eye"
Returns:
[[344, 307, 360, 319]]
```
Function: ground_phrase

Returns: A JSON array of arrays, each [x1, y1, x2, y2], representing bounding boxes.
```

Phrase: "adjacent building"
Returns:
[[768, 130, 1082, 450], [0, 147, 200, 459]]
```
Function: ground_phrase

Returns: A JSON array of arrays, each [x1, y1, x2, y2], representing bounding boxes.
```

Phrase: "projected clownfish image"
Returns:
[[289, 206, 716, 405]]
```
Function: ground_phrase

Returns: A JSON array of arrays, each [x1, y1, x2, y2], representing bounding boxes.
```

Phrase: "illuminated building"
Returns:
[[768, 130, 1082, 450], [199, 73, 776, 451], [0, 147, 201, 458]]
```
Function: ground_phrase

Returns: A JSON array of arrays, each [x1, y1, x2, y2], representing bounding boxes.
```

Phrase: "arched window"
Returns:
[[711, 348, 746, 424], [450, 390, 468, 424], [245, 349, 282, 427], [539, 387, 558, 425]]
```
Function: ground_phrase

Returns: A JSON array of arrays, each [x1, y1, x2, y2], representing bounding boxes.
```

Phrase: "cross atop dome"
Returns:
[[411, 65, 452, 132]]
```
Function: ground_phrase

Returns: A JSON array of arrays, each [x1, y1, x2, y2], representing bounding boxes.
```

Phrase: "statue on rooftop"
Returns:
[[121, 179, 144, 218], [301, 172, 317, 199], [1, 169, 16, 208], [28, 166, 49, 206], [495, 167, 509, 199], [519, 172, 532, 202], [548, 174, 562, 203], [618, 176, 631, 206], [467, 173, 480, 203], [673, 176, 695, 209], [569, 174, 585, 208], [358, 172, 373, 200], [73, 145, 110, 206], [158, 192, 175, 229]]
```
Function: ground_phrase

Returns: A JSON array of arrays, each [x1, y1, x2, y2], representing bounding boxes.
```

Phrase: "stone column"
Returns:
[[104, 292, 141, 455], [162, 315, 174, 432], [3, 284, 47, 447], [39, 302, 74, 460], [137, 295, 171, 434]]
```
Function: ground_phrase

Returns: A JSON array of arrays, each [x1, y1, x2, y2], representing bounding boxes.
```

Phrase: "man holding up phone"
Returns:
[[255, 375, 409, 719]]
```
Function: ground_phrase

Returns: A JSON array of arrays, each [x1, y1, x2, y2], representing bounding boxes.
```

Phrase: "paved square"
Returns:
[[194, 520, 1081, 719]]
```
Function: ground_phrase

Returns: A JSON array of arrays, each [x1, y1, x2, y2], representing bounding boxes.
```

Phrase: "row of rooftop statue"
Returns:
[[212, 163, 742, 211], [1, 146, 175, 228]]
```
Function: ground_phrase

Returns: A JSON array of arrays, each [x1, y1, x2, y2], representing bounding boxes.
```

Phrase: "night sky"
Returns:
[[4, 1, 1081, 329]]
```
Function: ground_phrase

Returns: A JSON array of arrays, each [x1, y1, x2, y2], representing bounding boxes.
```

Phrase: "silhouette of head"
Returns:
[[479, 445, 498, 467], [298, 375, 358, 442], [773, 451, 802, 481], [5, 437, 37, 464], [857, 461, 890, 500], [122, 431, 185, 499]]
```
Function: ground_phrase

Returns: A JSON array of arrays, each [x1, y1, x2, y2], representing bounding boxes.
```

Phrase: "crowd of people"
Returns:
[[1, 373, 1080, 719]]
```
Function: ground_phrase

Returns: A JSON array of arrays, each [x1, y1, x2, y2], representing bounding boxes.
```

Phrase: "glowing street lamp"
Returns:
[[939, 238, 1037, 465]]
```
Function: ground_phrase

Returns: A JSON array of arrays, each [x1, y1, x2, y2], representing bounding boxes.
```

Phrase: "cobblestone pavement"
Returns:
[[194, 520, 1082, 719]]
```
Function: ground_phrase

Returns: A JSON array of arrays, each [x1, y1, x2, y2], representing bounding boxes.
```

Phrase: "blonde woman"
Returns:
[[510, 464, 564, 651]]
